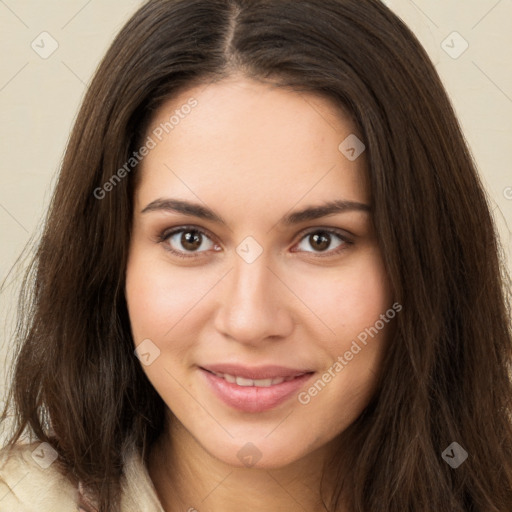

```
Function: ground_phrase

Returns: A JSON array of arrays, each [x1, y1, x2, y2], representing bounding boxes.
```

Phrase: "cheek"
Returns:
[[124, 249, 209, 344], [291, 249, 393, 348], [294, 254, 393, 436], [338, 259, 392, 336]]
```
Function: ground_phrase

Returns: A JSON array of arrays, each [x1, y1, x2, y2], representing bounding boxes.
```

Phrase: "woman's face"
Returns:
[[125, 76, 394, 468]]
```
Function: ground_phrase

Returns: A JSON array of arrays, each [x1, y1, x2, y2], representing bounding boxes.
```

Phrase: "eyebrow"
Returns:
[[141, 198, 371, 225]]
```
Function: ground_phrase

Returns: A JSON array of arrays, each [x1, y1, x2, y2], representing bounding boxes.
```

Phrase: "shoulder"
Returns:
[[0, 441, 79, 511], [119, 444, 166, 512]]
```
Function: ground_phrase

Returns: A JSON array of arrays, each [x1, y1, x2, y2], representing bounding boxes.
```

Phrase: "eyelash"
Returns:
[[157, 225, 353, 260]]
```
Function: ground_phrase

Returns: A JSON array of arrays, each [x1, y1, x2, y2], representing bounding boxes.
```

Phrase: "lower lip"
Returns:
[[200, 369, 314, 413]]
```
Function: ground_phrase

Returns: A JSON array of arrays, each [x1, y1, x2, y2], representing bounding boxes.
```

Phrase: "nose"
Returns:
[[213, 255, 295, 346]]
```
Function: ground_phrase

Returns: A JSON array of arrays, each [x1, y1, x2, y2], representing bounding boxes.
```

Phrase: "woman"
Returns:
[[1, 0, 511, 511]]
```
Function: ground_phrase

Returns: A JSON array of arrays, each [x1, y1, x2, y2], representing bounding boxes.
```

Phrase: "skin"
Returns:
[[125, 75, 394, 512]]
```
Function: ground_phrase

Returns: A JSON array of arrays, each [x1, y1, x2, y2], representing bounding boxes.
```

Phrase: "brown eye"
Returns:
[[309, 232, 331, 251], [161, 227, 218, 257], [180, 230, 203, 251], [294, 229, 350, 255]]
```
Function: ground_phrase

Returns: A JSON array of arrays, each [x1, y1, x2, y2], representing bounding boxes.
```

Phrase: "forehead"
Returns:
[[135, 77, 370, 215]]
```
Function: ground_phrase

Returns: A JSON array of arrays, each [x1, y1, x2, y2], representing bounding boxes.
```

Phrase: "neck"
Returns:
[[148, 414, 341, 512]]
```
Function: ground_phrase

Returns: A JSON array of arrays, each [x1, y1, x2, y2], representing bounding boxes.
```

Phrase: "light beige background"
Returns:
[[1, 0, 511, 433]]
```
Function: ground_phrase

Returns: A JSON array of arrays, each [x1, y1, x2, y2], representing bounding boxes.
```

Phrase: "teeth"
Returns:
[[236, 376, 254, 387], [253, 378, 275, 387], [214, 372, 288, 387]]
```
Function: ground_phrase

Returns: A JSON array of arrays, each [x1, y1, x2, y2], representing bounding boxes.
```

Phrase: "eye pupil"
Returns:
[[310, 232, 330, 251], [181, 230, 202, 251]]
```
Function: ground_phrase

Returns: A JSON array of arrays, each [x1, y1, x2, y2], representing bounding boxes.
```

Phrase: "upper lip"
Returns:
[[200, 364, 313, 380]]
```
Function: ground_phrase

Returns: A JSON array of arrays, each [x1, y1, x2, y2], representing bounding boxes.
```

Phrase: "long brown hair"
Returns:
[[2, 0, 512, 510]]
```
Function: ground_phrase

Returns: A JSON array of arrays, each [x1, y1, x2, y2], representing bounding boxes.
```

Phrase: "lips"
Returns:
[[201, 363, 311, 380], [199, 364, 314, 413], [209, 372, 294, 387]]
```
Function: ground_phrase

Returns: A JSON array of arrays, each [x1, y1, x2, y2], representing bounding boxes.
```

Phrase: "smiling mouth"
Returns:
[[199, 366, 315, 413], [202, 369, 309, 388]]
